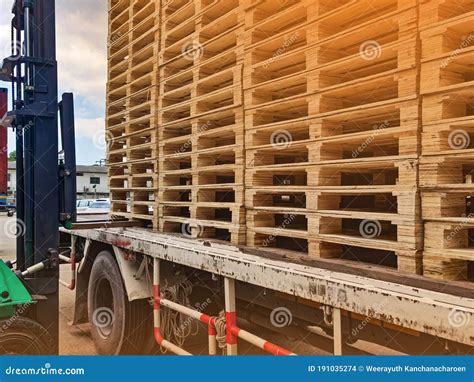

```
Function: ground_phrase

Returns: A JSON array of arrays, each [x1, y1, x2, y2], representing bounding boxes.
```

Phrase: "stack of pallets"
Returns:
[[157, 0, 246, 244], [244, 0, 422, 273], [419, 0, 474, 280], [107, 0, 161, 224], [105, 0, 474, 281]]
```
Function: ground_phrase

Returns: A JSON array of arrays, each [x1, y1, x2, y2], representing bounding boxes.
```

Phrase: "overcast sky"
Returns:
[[0, 0, 108, 165]]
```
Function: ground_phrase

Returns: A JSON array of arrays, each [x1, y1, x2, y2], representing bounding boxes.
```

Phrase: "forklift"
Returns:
[[0, 0, 77, 354]]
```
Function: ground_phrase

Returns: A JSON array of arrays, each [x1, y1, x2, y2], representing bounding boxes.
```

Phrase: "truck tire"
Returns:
[[88, 250, 155, 355], [0, 317, 54, 354]]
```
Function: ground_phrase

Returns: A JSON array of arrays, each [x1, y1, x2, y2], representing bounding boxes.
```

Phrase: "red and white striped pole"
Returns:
[[159, 298, 218, 355], [224, 278, 238, 355], [230, 326, 296, 355]]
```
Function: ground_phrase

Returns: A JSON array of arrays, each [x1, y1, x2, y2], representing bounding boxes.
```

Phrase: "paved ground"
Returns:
[[0, 213, 395, 355], [0, 213, 97, 355], [0, 213, 17, 262]]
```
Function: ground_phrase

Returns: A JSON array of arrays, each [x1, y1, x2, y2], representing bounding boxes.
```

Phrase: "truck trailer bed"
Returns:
[[64, 226, 474, 348]]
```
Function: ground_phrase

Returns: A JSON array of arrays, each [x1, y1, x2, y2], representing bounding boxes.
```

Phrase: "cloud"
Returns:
[[75, 117, 105, 138], [0, 1, 108, 164], [56, 0, 108, 114]]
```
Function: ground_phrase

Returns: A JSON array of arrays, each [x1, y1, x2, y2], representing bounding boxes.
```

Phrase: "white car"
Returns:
[[85, 199, 111, 214], [76, 199, 94, 212]]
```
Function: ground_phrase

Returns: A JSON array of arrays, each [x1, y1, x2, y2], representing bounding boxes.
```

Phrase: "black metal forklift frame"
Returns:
[[1, 0, 77, 354]]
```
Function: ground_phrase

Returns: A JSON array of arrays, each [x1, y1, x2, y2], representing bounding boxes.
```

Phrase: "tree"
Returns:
[[8, 151, 16, 161]]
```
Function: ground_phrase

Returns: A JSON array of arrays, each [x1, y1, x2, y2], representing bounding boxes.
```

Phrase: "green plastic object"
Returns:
[[0, 261, 32, 319]]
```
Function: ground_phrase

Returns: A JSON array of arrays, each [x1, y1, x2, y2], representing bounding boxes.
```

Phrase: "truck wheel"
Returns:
[[0, 317, 54, 354], [88, 250, 155, 355]]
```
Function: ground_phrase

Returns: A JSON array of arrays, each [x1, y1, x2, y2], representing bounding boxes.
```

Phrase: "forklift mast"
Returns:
[[0, 0, 77, 354], [0, 89, 6, 211]]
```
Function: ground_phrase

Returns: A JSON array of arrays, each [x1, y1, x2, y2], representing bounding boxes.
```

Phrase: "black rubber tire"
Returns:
[[0, 317, 54, 355], [88, 250, 155, 355]]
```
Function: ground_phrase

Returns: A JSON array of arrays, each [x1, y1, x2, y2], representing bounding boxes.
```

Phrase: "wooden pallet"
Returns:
[[246, 188, 420, 218], [160, 6, 244, 65], [422, 190, 474, 220], [423, 221, 474, 281], [420, 13, 474, 60], [422, 86, 474, 125], [421, 50, 474, 96], [419, 0, 474, 29], [246, 210, 422, 272], [314, 99, 419, 138], [106, 0, 161, 227], [312, 158, 419, 189], [159, 215, 246, 245], [159, 65, 243, 118], [244, 8, 417, 92], [246, 129, 418, 173], [245, 0, 416, 49], [244, 72, 418, 130], [244, 36, 418, 101], [420, 154, 474, 189], [421, 120, 474, 156]]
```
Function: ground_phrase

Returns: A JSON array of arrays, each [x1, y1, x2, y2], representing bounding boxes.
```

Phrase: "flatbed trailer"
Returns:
[[60, 225, 474, 355]]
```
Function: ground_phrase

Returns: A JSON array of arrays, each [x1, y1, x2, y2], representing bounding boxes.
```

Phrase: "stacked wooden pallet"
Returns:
[[419, 0, 474, 280], [106, 0, 160, 225], [244, 0, 422, 273], [157, 0, 246, 244], [105, 0, 474, 281]]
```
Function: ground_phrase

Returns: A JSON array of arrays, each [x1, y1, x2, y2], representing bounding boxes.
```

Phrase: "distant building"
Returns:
[[7, 161, 16, 195], [7, 162, 109, 200], [76, 165, 109, 199]]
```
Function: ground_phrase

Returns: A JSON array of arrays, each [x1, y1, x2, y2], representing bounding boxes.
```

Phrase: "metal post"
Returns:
[[23, 2, 32, 89], [224, 277, 238, 355], [153, 258, 160, 338], [208, 324, 217, 355], [333, 307, 342, 355], [152, 258, 191, 355]]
